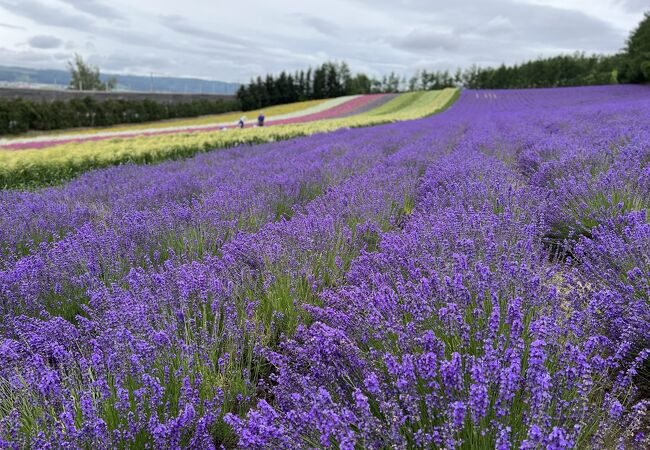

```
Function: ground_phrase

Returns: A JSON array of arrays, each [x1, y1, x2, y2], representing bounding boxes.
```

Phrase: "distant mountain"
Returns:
[[0, 66, 241, 95]]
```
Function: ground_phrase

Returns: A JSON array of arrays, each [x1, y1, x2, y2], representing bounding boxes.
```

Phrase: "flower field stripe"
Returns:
[[356, 89, 456, 121], [362, 90, 441, 117], [0, 96, 363, 151], [0, 94, 396, 151], [0, 89, 459, 189], [261, 95, 360, 122], [268, 94, 390, 125], [320, 93, 400, 118], [363, 90, 429, 116]]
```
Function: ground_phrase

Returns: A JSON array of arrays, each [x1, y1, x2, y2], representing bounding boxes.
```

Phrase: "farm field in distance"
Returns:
[[0, 97, 331, 139], [1, 84, 649, 448], [0, 91, 448, 150], [0, 89, 457, 188]]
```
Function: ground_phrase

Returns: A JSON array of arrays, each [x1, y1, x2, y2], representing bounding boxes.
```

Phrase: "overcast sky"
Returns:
[[0, 0, 647, 82]]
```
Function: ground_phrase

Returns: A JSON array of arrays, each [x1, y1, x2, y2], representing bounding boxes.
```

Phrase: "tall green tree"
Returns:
[[348, 73, 372, 94], [338, 62, 352, 94], [312, 66, 327, 99], [67, 54, 116, 91], [619, 11, 650, 83], [324, 62, 342, 98]]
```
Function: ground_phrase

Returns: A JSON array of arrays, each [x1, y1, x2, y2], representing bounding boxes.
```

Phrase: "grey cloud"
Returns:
[[59, 0, 125, 20], [52, 51, 70, 59], [352, 0, 629, 69], [154, 14, 318, 72], [615, 0, 650, 13], [84, 21, 283, 77], [92, 53, 171, 72], [28, 35, 63, 49], [294, 14, 341, 37], [391, 28, 460, 53], [0, 0, 642, 82], [101, 25, 256, 63], [478, 15, 515, 35], [158, 14, 252, 48], [503, 4, 624, 50], [0, 46, 60, 68], [0, 0, 94, 30]]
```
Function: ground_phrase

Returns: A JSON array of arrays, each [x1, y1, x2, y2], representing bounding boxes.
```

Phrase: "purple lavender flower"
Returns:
[[2, 85, 650, 447]]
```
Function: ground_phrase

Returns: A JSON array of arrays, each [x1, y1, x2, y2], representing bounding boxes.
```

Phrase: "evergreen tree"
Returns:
[[296, 70, 306, 100], [305, 68, 313, 99], [312, 66, 327, 99], [275, 72, 289, 104], [324, 62, 342, 98], [286, 73, 298, 103], [236, 83, 253, 110], [264, 74, 278, 105], [255, 76, 266, 108]]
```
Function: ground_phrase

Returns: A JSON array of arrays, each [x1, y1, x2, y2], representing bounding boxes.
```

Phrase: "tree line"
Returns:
[[0, 97, 238, 135], [238, 62, 377, 110], [236, 54, 620, 111], [465, 11, 648, 88], [237, 62, 463, 111], [461, 53, 620, 89]]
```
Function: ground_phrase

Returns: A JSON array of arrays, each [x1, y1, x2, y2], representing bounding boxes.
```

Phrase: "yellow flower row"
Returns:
[[0, 88, 458, 189]]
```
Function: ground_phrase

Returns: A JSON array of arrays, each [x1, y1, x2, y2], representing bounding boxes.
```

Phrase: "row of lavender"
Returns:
[[1, 85, 649, 448], [228, 86, 650, 448], [0, 104, 459, 447]]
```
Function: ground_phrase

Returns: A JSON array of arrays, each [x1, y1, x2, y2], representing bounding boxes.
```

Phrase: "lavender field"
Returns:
[[1, 85, 649, 449]]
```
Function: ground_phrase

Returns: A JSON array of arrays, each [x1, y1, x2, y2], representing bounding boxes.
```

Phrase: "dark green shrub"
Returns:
[[0, 96, 240, 135]]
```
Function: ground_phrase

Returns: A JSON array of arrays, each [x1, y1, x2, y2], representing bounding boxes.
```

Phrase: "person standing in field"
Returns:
[[257, 112, 265, 127], [238, 116, 246, 128]]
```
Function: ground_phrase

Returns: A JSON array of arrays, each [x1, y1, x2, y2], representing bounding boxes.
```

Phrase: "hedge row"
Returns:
[[0, 96, 240, 135]]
